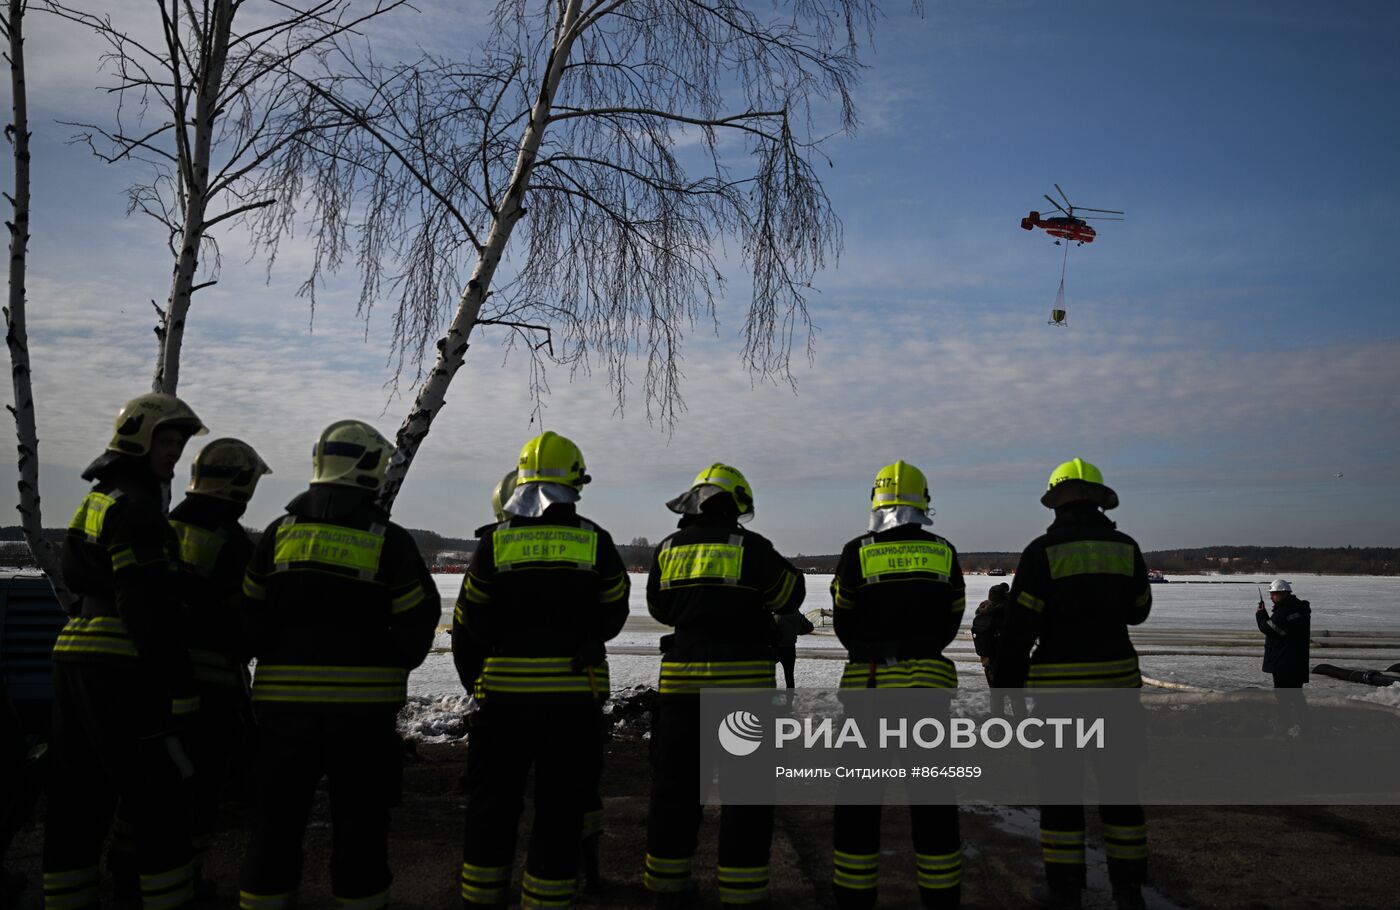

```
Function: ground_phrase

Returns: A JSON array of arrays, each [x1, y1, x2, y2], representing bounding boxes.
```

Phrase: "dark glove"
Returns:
[[571, 639, 606, 673], [776, 612, 814, 639], [658, 633, 675, 654]]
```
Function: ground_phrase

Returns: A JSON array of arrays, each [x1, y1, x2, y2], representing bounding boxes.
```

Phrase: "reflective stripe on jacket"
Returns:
[[647, 514, 805, 697], [452, 504, 629, 704], [838, 656, 958, 690], [992, 506, 1151, 688], [831, 525, 965, 690], [243, 486, 438, 713]]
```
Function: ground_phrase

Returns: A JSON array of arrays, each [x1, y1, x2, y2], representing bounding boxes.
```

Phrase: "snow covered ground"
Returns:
[[410, 572, 1400, 717]]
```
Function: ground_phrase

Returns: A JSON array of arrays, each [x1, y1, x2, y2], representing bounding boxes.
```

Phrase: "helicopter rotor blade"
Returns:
[[1043, 195, 1070, 216], [1074, 206, 1125, 215], [1055, 183, 1073, 209], [1080, 216, 1125, 222]]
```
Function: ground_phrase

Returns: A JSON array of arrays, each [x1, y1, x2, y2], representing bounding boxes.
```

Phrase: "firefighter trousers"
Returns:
[[238, 709, 402, 910], [185, 684, 251, 864], [645, 696, 774, 905], [832, 802, 961, 909], [1034, 694, 1147, 893], [459, 701, 602, 909], [42, 663, 195, 910], [1038, 803, 1147, 892]]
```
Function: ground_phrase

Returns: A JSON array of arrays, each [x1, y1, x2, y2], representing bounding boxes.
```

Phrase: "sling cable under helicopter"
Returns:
[[1021, 184, 1124, 326]]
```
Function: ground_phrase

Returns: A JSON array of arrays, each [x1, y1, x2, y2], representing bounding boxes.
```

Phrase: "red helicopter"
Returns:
[[1021, 184, 1123, 245]]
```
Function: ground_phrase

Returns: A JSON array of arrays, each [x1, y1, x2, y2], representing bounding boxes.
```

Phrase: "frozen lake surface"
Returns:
[[415, 572, 1400, 705]]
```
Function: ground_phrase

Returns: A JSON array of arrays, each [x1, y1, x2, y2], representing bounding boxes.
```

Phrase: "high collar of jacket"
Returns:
[[523, 502, 578, 522], [82, 453, 161, 494], [1048, 503, 1116, 532], [286, 484, 388, 524], [1274, 594, 1309, 612], [678, 511, 740, 532], [868, 505, 932, 533], [483, 502, 579, 530], [170, 492, 247, 526]]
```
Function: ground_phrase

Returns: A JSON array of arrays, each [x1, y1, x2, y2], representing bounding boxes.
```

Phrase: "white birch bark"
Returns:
[[377, 0, 584, 509], [3, 0, 68, 592], [151, 0, 232, 395]]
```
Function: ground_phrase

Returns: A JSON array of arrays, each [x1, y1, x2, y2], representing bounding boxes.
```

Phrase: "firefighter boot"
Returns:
[[831, 883, 877, 910], [921, 883, 960, 910], [651, 883, 697, 910], [1112, 883, 1146, 910], [106, 844, 140, 910]]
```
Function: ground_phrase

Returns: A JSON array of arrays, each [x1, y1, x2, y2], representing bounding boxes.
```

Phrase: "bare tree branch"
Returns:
[[200, 196, 275, 229], [241, 0, 880, 508], [36, 0, 410, 393]]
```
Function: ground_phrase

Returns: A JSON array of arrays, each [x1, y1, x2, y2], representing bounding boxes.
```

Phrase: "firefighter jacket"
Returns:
[[57, 460, 197, 720], [454, 503, 629, 703], [992, 505, 1152, 689], [169, 493, 254, 691], [449, 521, 495, 701], [647, 514, 805, 695], [830, 525, 966, 689], [242, 485, 438, 713], [1257, 594, 1311, 679]]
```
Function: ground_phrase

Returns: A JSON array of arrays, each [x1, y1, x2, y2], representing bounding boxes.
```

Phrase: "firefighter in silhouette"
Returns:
[[643, 464, 805, 906], [453, 465, 611, 897], [43, 393, 207, 910], [830, 461, 965, 909], [168, 438, 270, 889], [993, 458, 1152, 910], [238, 420, 438, 910], [454, 433, 629, 908]]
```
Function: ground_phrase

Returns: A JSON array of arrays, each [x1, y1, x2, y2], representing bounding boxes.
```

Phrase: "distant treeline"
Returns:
[[789, 546, 1400, 577], [3, 527, 1395, 576], [1136, 546, 1398, 577]]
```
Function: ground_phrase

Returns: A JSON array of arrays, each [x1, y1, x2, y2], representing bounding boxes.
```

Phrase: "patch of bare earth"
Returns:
[[7, 740, 1400, 908]]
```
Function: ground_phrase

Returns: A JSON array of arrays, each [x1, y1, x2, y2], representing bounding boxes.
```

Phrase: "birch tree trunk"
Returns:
[[377, 0, 584, 509], [3, 0, 68, 593], [255, 0, 867, 504], [151, 0, 232, 395]]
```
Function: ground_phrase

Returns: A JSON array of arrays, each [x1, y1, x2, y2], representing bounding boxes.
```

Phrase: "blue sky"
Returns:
[[3, 0, 1398, 556]]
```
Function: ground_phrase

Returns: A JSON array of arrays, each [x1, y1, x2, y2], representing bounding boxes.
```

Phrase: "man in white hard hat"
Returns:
[[1255, 578, 1311, 735]]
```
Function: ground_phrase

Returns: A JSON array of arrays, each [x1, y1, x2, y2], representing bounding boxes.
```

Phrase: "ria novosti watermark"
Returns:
[[767, 712, 1105, 752], [697, 689, 1400, 806]]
